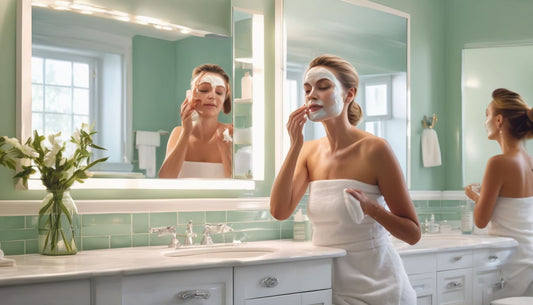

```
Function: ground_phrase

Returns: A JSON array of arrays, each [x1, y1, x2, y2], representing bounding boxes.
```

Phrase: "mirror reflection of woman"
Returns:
[[159, 64, 233, 178], [465, 88, 533, 297], [270, 55, 420, 304]]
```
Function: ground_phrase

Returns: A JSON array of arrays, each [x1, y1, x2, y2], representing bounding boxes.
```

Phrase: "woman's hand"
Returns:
[[180, 95, 197, 132], [345, 188, 377, 216], [286, 105, 308, 147], [465, 183, 481, 202]]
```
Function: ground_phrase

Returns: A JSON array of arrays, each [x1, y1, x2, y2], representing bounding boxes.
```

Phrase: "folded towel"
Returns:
[[135, 131, 161, 178], [0, 250, 15, 267], [343, 188, 365, 224], [422, 128, 442, 167]]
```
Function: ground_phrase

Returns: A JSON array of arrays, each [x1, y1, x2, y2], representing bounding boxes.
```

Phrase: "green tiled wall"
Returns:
[[0, 209, 289, 255], [0, 199, 466, 255]]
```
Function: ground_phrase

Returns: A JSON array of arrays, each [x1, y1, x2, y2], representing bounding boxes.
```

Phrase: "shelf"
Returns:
[[234, 98, 252, 104]]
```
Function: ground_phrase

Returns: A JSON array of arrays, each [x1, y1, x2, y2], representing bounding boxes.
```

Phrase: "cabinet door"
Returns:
[[0, 279, 91, 305], [437, 268, 472, 305], [473, 267, 507, 305], [245, 294, 300, 305], [409, 273, 436, 305], [301, 289, 332, 305]]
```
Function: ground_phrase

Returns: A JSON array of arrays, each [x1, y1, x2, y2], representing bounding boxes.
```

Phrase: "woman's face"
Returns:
[[193, 72, 227, 117], [484, 102, 500, 140], [303, 66, 345, 122]]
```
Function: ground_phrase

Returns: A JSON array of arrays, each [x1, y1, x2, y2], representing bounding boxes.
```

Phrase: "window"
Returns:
[[32, 51, 94, 143], [359, 75, 392, 137]]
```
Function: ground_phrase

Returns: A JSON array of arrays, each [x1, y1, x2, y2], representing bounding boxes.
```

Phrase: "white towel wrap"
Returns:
[[343, 188, 365, 224], [422, 128, 442, 167], [135, 131, 161, 178]]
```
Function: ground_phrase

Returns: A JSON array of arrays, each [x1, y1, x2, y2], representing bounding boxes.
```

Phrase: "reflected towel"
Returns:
[[0, 250, 15, 267], [488, 196, 533, 297], [135, 131, 160, 178], [422, 128, 442, 167]]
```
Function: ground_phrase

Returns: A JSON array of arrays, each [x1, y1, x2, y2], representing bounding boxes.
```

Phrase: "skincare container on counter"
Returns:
[[293, 208, 311, 241], [461, 200, 474, 234], [241, 72, 252, 99]]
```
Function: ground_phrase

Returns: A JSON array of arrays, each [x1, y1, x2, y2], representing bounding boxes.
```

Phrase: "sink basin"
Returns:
[[162, 245, 277, 259], [392, 234, 479, 251]]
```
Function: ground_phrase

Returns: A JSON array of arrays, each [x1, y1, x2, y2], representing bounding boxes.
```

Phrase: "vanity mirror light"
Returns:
[[462, 44, 533, 186], [275, 0, 410, 186], [16, 0, 265, 190]]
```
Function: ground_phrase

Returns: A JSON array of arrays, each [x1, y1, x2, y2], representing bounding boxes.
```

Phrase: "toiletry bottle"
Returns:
[[461, 199, 474, 234], [241, 72, 252, 99], [293, 208, 308, 241]]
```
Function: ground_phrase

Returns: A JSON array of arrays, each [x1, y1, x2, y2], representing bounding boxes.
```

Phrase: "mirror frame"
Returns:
[[16, 0, 257, 190], [274, 0, 411, 188]]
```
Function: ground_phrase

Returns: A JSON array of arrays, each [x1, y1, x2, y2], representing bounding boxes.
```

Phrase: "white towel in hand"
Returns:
[[0, 249, 15, 267], [135, 131, 161, 177], [343, 188, 365, 224], [422, 129, 442, 167]]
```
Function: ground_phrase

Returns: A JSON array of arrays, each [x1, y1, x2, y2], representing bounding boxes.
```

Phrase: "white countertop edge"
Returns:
[[0, 240, 346, 286]]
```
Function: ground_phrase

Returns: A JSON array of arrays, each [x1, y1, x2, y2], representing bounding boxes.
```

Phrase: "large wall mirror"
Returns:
[[462, 44, 533, 185], [17, 0, 265, 190], [277, 0, 410, 185]]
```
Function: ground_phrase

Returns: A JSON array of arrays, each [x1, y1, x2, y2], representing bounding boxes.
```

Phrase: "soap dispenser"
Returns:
[[293, 208, 310, 241]]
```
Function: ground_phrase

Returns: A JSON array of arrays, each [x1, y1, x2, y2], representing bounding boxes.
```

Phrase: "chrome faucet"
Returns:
[[149, 225, 181, 248], [201, 223, 233, 245], [179, 220, 197, 246]]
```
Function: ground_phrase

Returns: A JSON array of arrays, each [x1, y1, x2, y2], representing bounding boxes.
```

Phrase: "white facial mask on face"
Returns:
[[193, 74, 226, 91], [304, 66, 344, 122]]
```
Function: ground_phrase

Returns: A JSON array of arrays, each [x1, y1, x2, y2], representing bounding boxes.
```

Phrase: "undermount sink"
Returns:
[[162, 245, 278, 259], [392, 234, 480, 251]]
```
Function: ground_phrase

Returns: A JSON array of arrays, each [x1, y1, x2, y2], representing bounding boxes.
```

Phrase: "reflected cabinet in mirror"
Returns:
[[17, 0, 265, 189], [278, 0, 410, 185]]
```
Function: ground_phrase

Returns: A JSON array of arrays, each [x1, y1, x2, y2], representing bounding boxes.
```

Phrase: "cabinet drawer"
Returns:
[[0, 279, 91, 305], [409, 272, 436, 298], [473, 248, 514, 268], [402, 254, 437, 275], [437, 250, 473, 271], [437, 268, 472, 305], [122, 267, 232, 305], [234, 259, 332, 300]]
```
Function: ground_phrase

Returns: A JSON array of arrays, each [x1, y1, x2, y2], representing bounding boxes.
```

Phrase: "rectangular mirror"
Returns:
[[278, 0, 410, 185], [462, 44, 533, 185], [17, 0, 265, 190]]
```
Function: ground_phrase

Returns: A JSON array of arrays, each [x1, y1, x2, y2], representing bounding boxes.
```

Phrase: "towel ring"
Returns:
[[422, 114, 438, 129]]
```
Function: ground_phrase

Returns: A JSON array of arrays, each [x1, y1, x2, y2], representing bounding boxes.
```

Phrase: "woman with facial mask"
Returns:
[[270, 55, 420, 304], [159, 64, 233, 178], [465, 88, 533, 298]]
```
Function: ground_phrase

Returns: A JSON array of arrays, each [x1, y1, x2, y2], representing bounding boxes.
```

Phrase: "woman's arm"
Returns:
[[270, 106, 310, 220], [158, 126, 190, 178], [470, 156, 504, 228], [347, 139, 420, 245]]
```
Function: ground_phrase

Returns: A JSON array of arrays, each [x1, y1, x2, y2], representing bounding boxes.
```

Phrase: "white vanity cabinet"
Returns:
[[402, 246, 515, 305], [0, 279, 91, 305], [233, 259, 333, 305]]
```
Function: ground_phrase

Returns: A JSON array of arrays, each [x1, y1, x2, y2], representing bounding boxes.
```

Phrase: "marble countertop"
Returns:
[[0, 240, 345, 286], [0, 233, 518, 286]]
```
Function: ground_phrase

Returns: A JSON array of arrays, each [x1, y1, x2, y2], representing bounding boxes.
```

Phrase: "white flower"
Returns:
[[4, 137, 23, 150], [20, 144, 39, 158], [19, 158, 31, 167], [72, 129, 81, 143], [61, 166, 75, 180], [43, 151, 56, 168]]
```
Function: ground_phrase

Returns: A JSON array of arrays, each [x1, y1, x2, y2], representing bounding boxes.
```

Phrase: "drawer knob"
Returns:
[[488, 255, 499, 261], [453, 256, 463, 262], [446, 281, 463, 289], [177, 289, 211, 300], [260, 276, 279, 288]]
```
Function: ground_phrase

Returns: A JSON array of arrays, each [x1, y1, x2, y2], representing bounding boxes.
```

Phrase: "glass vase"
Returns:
[[38, 190, 80, 255]]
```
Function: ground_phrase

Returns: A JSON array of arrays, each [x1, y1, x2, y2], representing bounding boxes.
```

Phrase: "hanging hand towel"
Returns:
[[422, 128, 442, 167], [135, 131, 161, 177]]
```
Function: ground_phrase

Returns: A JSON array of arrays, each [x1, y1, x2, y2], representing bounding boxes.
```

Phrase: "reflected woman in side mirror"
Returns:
[[269, 54, 419, 304], [465, 88, 533, 297], [159, 64, 233, 178]]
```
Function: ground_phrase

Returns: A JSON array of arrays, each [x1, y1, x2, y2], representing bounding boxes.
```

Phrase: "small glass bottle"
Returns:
[[461, 199, 474, 234]]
